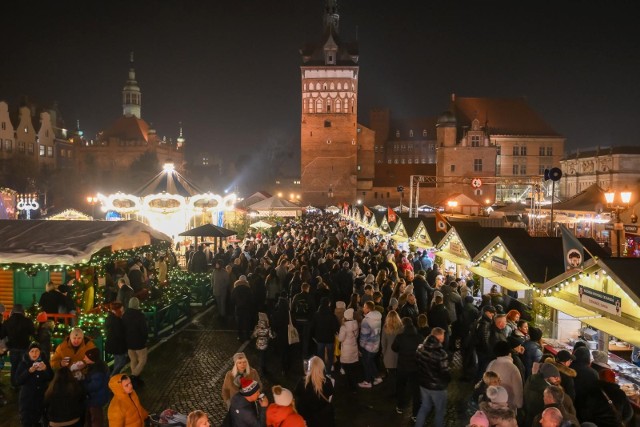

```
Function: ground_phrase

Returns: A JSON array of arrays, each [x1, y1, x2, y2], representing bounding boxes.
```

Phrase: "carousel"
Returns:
[[97, 163, 236, 238]]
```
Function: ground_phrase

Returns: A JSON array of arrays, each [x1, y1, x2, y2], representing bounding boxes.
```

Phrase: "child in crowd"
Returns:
[[469, 371, 501, 414], [251, 312, 274, 374]]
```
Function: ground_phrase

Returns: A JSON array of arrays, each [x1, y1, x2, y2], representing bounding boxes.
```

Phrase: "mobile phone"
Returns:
[[258, 393, 265, 400]]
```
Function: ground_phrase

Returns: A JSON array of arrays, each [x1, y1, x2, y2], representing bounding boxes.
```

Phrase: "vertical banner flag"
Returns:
[[560, 224, 584, 271], [387, 206, 397, 223], [435, 210, 449, 233], [363, 205, 373, 218], [343, 203, 348, 215]]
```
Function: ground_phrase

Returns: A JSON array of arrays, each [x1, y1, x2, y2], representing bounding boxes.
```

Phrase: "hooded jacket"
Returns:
[[266, 404, 306, 427], [570, 346, 599, 419], [544, 357, 577, 401], [359, 309, 382, 353], [486, 355, 523, 408], [311, 304, 340, 344], [338, 319, 359, 364], [391, 324, 422, 372], [416, 335, 450, 390], [108, 374, 148, 427]]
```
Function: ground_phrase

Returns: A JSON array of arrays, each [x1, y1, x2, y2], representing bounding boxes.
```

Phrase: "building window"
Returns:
[[374, 192, 378, 199], [409, 130, 414, 137], [471, 136, 480, 147], [335, 99, 341, 112], [316, 99, 323, 112], [539, 165, 547, 175], [474, 188, 483, 196], [408, 159, 412, 164], [387, 159, 392, 164], [47, 146, 53, 157], [1, 122, 5, 130], [324, 120, 331, 128], [326, 100, 331, 112], [308, 99, 314, 113], [520, 165, 527, 175], [496, 145, 501, 155], [546, 147, 553, 156], [474, 159, 483, 172], [344, 99, 348, 111], [40, 145, 45, 156], [513, 164, 519, 175], [387, 192, 390, 198], [18, 141, 25, 153], [24, 127, 28, 133], [520, 146, 527, 156], [68, 150, 73, 158], [395, 130, 400, 138], [394, 159, 398, 164], [423, 129, 427, 137], [357, 165, 361, 171], [401, 159, 405, 164], [539, 146, 545, 156], [450, 164, 455, 172], [60, 149, 65, 157], [513, 146, 519, 156]]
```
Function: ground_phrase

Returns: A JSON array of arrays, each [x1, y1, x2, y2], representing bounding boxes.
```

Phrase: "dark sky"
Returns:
[[2, 0, 639, 165]]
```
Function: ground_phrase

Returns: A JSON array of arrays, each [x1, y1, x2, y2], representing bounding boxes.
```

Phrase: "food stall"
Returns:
[[390, 214, 434, 254], [537, 257, 640, 405]]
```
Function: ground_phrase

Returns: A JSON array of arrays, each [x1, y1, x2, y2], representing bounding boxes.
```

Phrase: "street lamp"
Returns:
[[86, 195, 99, 219], [604, 188, 632, 257], [447, 200, 458, 214]]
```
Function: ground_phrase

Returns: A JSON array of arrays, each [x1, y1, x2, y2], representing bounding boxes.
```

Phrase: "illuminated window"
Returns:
[[18, 141, 25, 153], [395, 130, 400, 138], [423, 129, 427, 137], [343, 99, 348, 111], [335, 99, 341, 112], [40, 145, 45, 156], [520, 146, 527, 156], [47, 146, 53, 157], [513, 146, 519, 156], [24, 127, 28, 133], [330, 82, 335, 90], [409, 130, 414, 137], [4, 140, 12, 152], [326, 99, 331, 112], [308, 99, 314, 113]]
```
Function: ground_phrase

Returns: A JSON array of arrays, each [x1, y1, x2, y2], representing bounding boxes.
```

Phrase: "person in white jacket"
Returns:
[[485, 341, 523, 410], [338, 308, 359, 391], [358, 301, 382, 389]]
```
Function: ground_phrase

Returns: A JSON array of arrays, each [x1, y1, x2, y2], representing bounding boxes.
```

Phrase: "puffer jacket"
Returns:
[[416, 335, 450, 390], [338, 319, 359, 364], [50, 335, 96, 370], [16, 352, 53, 425], [108, 374, 148, 427], [479, 402, 518, 427], [359, 310, 382, 352], [266, 404, 306, 427], [544, 357, 577, 401], [391, 325, 422, 372]]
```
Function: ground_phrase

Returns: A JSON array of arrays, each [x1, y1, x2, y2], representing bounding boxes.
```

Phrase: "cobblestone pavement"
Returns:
[[0, 306, 475, 426]]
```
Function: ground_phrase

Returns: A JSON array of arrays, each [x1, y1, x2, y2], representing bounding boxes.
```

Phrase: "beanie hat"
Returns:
[[591, 350, 610, 368], [239, 377, 259, 396], [233, 352, 247, 363], [573, 346, 591, 364], [36, 312, 48, 323], [11, 304, 25, 315], [507, 334, 524, 349], [389, 298, 399, 309], [528, 326, 543, 342], [272, 385, 293, 406], [486, 385, 509, 404], [365, 274, 375, 284], [335, 301, 346, 309], [128, 297, 140, 309], [85, 347, 100, 362], [482, 305, 496, 314], [555, 350, 575, 363], [344, 308, 355, 320], [469, 410, 490, 427], [539, 362, 560, 379], [28, 341, 40, 351], [493, 340, 511, 357], [464, 295, 475, 304]]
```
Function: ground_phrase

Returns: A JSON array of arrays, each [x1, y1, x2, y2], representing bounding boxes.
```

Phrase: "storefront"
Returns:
[[391, 215, 434, 255], [536, 257, 640, 404]]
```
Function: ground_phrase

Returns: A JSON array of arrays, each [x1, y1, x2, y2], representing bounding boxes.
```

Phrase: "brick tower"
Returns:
[[300, 0, 360, 206]]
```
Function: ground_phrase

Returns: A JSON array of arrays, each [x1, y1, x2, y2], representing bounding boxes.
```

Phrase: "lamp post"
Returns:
[[447, 200, 458, 215], [86, 195, 98, 219], [604, 188, 632, 257]]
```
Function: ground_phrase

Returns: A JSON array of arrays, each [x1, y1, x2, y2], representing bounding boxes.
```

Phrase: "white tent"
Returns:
[[247, 196, 302, 217]]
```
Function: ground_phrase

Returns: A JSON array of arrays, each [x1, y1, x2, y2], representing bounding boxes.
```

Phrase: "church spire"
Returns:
[[323, 0, 339, 34], [177, 121, 185, 148], [122, 52, 142, 118]]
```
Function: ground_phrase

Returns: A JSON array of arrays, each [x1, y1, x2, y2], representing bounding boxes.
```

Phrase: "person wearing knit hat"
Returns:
[[227, 377, 268, 426], [266, 385, 305, 427], [591, 350, 610, 370], [486, 385, 509, 405], [389, 297, 399, 311], [486, 340, 524, 410], [16, 341, 52, 426], [479, 385, 518, 427], [468, 410, 490, 427]]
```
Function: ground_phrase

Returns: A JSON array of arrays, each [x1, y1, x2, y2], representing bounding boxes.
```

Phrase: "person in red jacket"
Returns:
[[266, 385, 306, 427]]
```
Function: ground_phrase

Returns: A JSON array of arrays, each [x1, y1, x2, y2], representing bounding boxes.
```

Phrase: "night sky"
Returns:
[[2, 0, 639, 167]]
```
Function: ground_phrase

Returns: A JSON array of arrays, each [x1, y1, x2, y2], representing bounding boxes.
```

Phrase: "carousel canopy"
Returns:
[[178, 223, 237, 238], [0, 220, 171, 265], [133, 167, 203, 197], [250, 220, 275, 229], [248, 196, 300, 210]]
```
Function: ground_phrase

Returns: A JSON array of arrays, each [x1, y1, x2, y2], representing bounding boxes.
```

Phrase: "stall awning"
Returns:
[[580, 317, 640, 347], [469, 266, 500, 278], [488, 275, 530, 292], [436, 251, 471, 266], [535, 296, 600, 319]]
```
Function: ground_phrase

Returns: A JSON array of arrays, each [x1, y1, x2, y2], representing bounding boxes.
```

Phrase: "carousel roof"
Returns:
[[248, 196, 300, 210], [133, 168, 203, 197], [0, 220, 171, 265]]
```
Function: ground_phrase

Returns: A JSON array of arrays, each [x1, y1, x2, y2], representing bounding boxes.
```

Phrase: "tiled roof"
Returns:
[[373, 164, 437, 187], [389, 116, 438, 140], [453, 97, 562, 137], [300, 28, 358, 66], [552, 184, 606, 212], [101, 115, 149, 142], [562, 146, 640, 160]]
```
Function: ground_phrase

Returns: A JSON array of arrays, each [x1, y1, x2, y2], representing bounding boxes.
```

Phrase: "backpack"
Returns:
[[293, 298, 310, 320]]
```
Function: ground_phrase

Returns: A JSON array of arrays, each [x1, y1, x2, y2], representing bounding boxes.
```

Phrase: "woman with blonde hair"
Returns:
[[221, 352, 262, 408], [294, 356, 334, 427], [375, 270, 387, 292], [381, 310, 403, 373], [186, 410, 210, 427]]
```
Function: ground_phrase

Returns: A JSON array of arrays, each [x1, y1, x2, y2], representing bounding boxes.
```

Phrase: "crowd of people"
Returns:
[[0, 213, 637, 426]]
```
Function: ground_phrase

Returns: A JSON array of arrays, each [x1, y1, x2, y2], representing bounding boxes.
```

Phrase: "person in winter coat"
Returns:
[[188, 244, 209, 273], [50, 327, 96, 374], [0, 304, 36, 387], [427, 294, 451, 348], [266, 385, 306, 427], [107, 374, 148, 427], [45, 367, 85, 427], [391, 317, 423, 418], [251, 312, 275, 374], [105, 302, 128, 376], [412, 271, 431, 314], [211, 260, 231, 320], [294, 356, 335, 427], [530, 385, 579, 427], [221, 352, 263, 408], [122, 297, 148, 387], [485, 341, 523, 410], [522, 326, 543, 379], [83, 347, 110, 427], [398, 293, 419, 326], [16, 342, 53, 427], [311, 297, 340, 375], [505, 335, 526, 381], [414, 327, 451, 427], [550, 350, 577, 401], [337, 308, 359, 391], [583, 368, 634, 427], [380, 310, 402, 372], [569, 346, 599, 420], [487, 314, 508, 360], [270, 296, 292, 375], [116, 278, 135, 312], [474, 305, 497, 379], [522, 362, 563, 427], [358, 301, 383, 388], [478, 386, 518, 427], [39, 282, 61, 314], [228, 377, 269, 427], [231, 276, 255, 341]]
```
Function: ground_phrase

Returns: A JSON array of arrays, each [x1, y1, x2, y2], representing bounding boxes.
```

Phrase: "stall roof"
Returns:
[[544, 183, 606, 213], [580, 317, 640, 347], [395, 215, 425, 237], [0, 220, 171, 265], [450, 226, 530, 258], [597, 258, 640, 300], [535, 296, 599, 319]]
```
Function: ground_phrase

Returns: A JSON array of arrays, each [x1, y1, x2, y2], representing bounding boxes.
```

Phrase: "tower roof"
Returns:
[[100, 115, 149, 142]]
